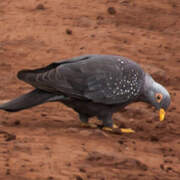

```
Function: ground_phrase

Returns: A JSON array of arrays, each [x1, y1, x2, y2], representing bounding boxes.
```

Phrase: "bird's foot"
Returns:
[[113, 123, 134, 133], [102, 126, 135, 134], [120, 128, 135, 133], [102, 127, 113, 132], [102, 124, 118, 131], [113, 124, 119, 129], [80, 122, 97, 128]]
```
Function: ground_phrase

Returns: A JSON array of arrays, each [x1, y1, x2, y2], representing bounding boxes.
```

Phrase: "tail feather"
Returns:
[[0, 89, 55, 112], [17, 70, 37, 85], [17, 69, 55, 91]]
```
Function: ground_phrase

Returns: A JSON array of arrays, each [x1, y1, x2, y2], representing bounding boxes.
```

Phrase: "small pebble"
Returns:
[[107, 7, 116, 15], [66, 29, 72, 35], [6, 169, 10, 175], [79, 167, 86, 173], [76, 175, 83, 180], [14, 120, 20, 126], [36, 4, 45, 10], [150, 136, 159, 142], [118, 140, 124, 144], [47, 176, 54, 180], [5, 133, 16, 141]]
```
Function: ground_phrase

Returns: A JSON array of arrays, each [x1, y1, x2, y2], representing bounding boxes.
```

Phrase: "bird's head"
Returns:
[[143, 74, 171, 121]]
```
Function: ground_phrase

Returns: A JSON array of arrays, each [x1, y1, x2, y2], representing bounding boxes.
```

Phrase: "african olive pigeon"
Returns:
[[0, 55, 171, 132]]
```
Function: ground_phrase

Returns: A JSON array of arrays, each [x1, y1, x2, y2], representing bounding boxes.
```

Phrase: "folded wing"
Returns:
[[17, 55, 144, 104]]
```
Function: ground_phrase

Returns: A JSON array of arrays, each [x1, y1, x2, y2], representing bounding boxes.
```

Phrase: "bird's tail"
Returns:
[[0, 89, 56, 112]]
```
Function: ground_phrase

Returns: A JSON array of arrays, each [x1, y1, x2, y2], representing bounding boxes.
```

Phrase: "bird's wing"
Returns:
[[18, 55, 93, 97], [18, 55, 144, 104]]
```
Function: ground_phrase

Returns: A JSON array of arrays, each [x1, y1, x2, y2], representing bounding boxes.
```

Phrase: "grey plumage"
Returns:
[[0, 55, 171, 128]]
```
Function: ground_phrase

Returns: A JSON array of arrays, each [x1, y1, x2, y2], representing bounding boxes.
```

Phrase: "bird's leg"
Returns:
[[98, 113, 134, 133], [98, 113, 116, 132], [79, 113, 97, 128]]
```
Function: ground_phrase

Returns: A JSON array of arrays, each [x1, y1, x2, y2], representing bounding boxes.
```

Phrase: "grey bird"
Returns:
[[0, 55, 171, 132]]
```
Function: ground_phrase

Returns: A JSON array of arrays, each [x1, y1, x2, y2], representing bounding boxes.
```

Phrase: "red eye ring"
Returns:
[[155, 93, 163, 103]]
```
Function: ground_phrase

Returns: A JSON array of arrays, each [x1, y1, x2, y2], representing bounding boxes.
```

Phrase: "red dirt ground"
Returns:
[[0, 0, 180, 179]]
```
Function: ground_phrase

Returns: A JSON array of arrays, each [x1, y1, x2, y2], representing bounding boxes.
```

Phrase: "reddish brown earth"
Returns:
[[0, 0, 180, 179]]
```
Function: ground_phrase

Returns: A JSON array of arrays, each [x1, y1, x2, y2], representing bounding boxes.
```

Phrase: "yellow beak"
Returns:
[[160, 108, 166, 121]]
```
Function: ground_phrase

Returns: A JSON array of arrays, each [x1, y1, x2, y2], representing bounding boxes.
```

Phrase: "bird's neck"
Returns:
[[138, 73, 154, 103]]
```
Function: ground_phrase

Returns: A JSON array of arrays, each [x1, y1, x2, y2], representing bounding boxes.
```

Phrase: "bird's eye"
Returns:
[[155, 93, 163, 103]]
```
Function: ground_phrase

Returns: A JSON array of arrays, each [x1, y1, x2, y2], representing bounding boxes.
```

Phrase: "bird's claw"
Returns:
[[102, 126, 135, 134], [113, 124, 119, 129], [102, 127, 113, 132], [120, 128, 135, 133], [80, 122, 97, 128], [102, 124, 118, 131]]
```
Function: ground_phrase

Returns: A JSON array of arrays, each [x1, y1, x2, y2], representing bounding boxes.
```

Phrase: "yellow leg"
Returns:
[[80, 122, 97, 128]]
